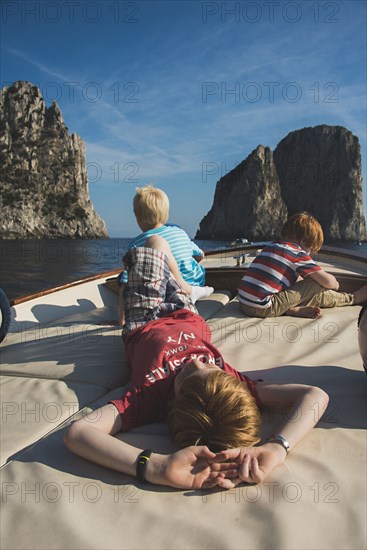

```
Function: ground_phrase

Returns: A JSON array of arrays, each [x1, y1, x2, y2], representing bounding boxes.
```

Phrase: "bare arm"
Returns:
[[308, 269, 339, 290], [64, 405, 138, 476], [257, 382, 329, 448], [216, 382, 329, 487], [192, 242, 204, 262], [64, 405, 236, 489]]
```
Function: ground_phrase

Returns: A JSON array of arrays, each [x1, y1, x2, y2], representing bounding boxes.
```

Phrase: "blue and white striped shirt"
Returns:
[[119, 224, 206, 286]]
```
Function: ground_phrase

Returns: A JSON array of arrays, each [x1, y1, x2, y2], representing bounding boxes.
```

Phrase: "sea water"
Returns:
[[0, 238, 232, 300]]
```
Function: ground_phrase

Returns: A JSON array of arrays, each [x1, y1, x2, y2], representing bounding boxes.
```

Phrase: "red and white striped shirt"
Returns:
[[238, 241, 321, 308]]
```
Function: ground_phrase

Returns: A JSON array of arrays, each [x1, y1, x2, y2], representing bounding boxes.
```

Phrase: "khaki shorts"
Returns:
[[239, 278, 354, 318]]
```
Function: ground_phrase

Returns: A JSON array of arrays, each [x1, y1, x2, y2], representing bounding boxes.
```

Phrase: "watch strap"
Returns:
[[267, 434, 290, 454], [136, 449, 153, 482]]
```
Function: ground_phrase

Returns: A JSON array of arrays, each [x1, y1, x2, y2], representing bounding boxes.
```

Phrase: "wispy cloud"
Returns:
[[6, 47, 72, 82]]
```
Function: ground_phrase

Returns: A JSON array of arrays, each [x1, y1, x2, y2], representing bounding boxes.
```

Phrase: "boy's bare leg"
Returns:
[[353, 285, 367, 305], [145, 235, 192, 295], [118, 285, 125, 326], [285, 306, 322, 319]]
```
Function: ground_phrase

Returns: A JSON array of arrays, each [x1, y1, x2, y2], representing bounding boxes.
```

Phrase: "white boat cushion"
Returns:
[[0, 295, 365, 549], [0, 375, 108, 466]]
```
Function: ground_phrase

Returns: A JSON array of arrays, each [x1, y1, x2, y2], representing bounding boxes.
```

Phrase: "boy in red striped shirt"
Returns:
[[238, 212, 366, 318]]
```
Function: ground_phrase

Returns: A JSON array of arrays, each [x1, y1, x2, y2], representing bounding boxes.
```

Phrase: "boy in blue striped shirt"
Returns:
[[119, 186, 213, 324]]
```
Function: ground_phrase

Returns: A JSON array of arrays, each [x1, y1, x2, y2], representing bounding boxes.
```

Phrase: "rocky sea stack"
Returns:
[[0, 81, 108, 239], [196, 125, 367, 242], [196, 145, 287, 241], [273, 125, 366, 241]]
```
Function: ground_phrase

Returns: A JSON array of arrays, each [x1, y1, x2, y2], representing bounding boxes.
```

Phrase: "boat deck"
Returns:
[[0, 259, 366, 550]]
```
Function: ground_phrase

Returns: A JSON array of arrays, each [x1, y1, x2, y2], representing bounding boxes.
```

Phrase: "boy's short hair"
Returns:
[[133, 185, 169, 228], [167, 370, 261, 452], [281, 212, 324, 252]]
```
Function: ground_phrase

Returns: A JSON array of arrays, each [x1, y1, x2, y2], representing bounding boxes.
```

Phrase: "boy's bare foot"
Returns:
[[285, 306, 322, 319], [353, 285, 367, 305]]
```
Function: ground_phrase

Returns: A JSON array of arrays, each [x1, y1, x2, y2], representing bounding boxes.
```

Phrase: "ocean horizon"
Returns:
[[1, 237, 366, 302]]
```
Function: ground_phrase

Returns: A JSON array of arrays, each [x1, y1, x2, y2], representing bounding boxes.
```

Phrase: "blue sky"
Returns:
[[1, 0, 366, 238]]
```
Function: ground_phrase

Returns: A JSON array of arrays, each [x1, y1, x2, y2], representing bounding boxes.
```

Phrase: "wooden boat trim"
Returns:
[[10, 268, 121, 306]]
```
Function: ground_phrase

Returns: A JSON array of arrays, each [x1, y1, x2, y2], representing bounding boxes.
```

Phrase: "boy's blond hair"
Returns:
[[167, 370, 261, 452], [281, 212, 324, 253], [133, 185, 169, 228]]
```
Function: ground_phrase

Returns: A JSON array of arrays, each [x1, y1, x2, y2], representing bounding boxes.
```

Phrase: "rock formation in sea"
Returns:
[[196, 145, 287, 241], [273, 125, 367, 241], [0, 81, 108, 239], [196, 125, 366, 242]]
